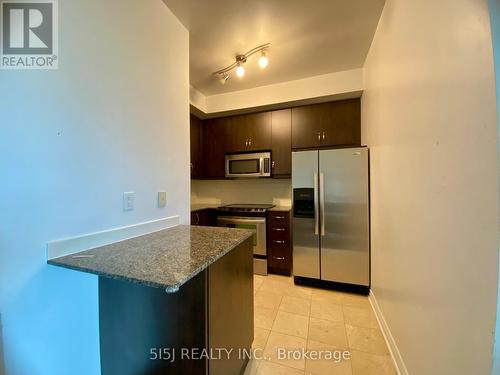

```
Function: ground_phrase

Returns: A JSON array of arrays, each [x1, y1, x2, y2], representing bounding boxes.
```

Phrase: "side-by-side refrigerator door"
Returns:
[[319, 148, 369, 286], [292, 150, 320, 279]]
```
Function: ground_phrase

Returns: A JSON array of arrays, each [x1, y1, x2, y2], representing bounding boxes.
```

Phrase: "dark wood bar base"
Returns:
[[99, 237, 253, 375]]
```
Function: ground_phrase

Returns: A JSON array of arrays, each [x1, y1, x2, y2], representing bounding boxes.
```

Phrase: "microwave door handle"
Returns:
[[260, 158, 264, 176], [314, 173, 319, 235]]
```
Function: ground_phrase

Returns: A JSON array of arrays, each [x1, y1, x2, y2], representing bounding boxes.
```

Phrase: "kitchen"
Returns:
[[190, 99, 369, 289], [1, 0, 499, 375]]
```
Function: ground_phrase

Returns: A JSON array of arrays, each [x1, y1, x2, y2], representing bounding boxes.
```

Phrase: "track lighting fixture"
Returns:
[[213, 43, 270, 84]]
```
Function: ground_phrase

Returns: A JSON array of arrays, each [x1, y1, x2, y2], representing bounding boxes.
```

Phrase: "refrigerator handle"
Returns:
[[320, 172, 325, 236], [314, 173, 319, 235]]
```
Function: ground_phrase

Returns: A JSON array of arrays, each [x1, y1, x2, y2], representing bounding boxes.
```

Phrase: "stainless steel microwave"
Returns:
[[225, 152, 271, 178]]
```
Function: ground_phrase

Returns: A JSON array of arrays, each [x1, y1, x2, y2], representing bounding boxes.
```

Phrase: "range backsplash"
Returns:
[[191, 179, 292, 207]]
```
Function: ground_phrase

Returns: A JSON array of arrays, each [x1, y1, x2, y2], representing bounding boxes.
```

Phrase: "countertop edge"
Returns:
[[47, 228, 254, 293]]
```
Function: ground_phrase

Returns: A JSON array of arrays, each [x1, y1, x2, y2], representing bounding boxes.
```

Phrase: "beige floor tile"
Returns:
[[255, 306, 278, 330], [310, 300, 344, 322], [350, 350, 397, 375], [305, 339, 352, 375], [345, 325, 389, 356], [285, 287, 313, 300], [260, 278, 292, 295], [257, 360, 305, 375], [254, 275, 265, 290], [264, 331, 307, 370], [311, 288, 344, 304], [279, 296, 311, 317], [308, 317, 348, 347], [253, 327, 271, 350], [341, 293, 371, 308], [267, 274, 294, 285], [244, 358, 261, 375], [255, 290, 283, 310], [272, 311, 309, 338], [343, 305, 379, 329]]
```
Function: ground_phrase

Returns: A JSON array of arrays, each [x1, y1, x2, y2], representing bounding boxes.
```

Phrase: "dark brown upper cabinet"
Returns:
[[271, 109, 292, 177], [191, 98, 360, 180], [203, 117, 230, 179], [190, 114, 204, 179], [291, 98, 361, 149], [225, 112, 272, 153]]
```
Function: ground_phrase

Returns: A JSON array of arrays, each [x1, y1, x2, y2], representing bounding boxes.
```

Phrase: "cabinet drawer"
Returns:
[[268, 227, 289, 240], [268, 212, 290, 227], [268, 238, 290, 253], [268, 253, 290, 268]]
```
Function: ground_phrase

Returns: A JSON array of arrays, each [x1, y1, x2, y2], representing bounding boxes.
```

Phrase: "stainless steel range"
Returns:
[[217, 204, 275, 275]]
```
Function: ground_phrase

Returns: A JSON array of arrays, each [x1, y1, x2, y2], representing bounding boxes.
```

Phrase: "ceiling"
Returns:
[[163, 0, 385, 96]]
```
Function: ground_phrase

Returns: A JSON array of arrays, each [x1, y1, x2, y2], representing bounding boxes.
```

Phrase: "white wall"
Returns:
[[190, 84, 208, 114], [489, 0, 500, 373], [0, 0, 189, 374], [191, 179, 292, 207], [191, 68, 363, 116], [362, 0, 499, 374]]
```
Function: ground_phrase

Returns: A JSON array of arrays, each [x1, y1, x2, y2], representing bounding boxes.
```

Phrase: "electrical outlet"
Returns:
[[158, 191, 167, 208], [123, 192, 135, 211]]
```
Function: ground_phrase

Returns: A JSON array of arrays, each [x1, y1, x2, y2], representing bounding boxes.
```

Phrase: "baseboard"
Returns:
[[47, 216, 180, 259], [369, 290, 409, 375]]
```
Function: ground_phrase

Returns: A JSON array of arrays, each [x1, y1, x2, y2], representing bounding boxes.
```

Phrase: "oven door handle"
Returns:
[[217, 217, 266, 225]]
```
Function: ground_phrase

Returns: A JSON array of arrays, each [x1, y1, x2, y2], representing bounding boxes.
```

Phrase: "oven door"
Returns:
[[217, 216, 267, 256], [225, 153, 271, 178]]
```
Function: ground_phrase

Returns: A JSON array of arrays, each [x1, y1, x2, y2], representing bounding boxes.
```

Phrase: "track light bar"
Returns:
[[213, 43, 270, 83]]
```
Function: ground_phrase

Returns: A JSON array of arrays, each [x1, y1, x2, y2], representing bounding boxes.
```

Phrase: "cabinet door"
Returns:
[[204, 117, 229, 178], [321, 99, 361, 147], [225, 115, 249, 153], [190, 114, 204, 179], [226, 112, 272, 152], [201, 209, 218, 227], [292, 99, 361, 149], [245, 112, 271, 151], [271, 109, 291, 177], [291, 106, 322, 149]]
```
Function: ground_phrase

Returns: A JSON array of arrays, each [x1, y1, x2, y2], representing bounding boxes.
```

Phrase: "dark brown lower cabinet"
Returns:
[[99, 237, 253, 375], [267, 210, 292, 276], [191, 209, 217, 227]]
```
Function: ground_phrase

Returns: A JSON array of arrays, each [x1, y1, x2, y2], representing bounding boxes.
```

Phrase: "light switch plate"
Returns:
[[123, 192, 135, 211], [158, 191, 167, 208]]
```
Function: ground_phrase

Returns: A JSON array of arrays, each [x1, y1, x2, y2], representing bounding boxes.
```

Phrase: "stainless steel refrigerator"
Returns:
[[292, 147, 369, 287]]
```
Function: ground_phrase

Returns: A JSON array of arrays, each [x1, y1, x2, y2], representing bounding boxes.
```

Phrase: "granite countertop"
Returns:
[[191, 204, 219, 212], [269, 205, 292, 212], [48, 225, 253, 293]]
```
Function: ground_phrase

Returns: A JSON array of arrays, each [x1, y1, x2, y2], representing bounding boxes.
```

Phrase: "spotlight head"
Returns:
[[258, 51, 268, 69], [219, 73, 229, 84]]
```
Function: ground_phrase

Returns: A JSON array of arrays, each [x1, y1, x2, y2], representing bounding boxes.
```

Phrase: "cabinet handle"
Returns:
[[272, 240, 285, 244], [272, 256, 285, 261], [317, 132, 321, 142], [272, 228, 285, 231], [249, 138, 252, 146], [190, 163, 194, 171], [245, 139, 248, 147], [272, 161, 275, 169], [322, 131, 326, 141], [274, 216, 285, 219], [194, 213, 200, 225]]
